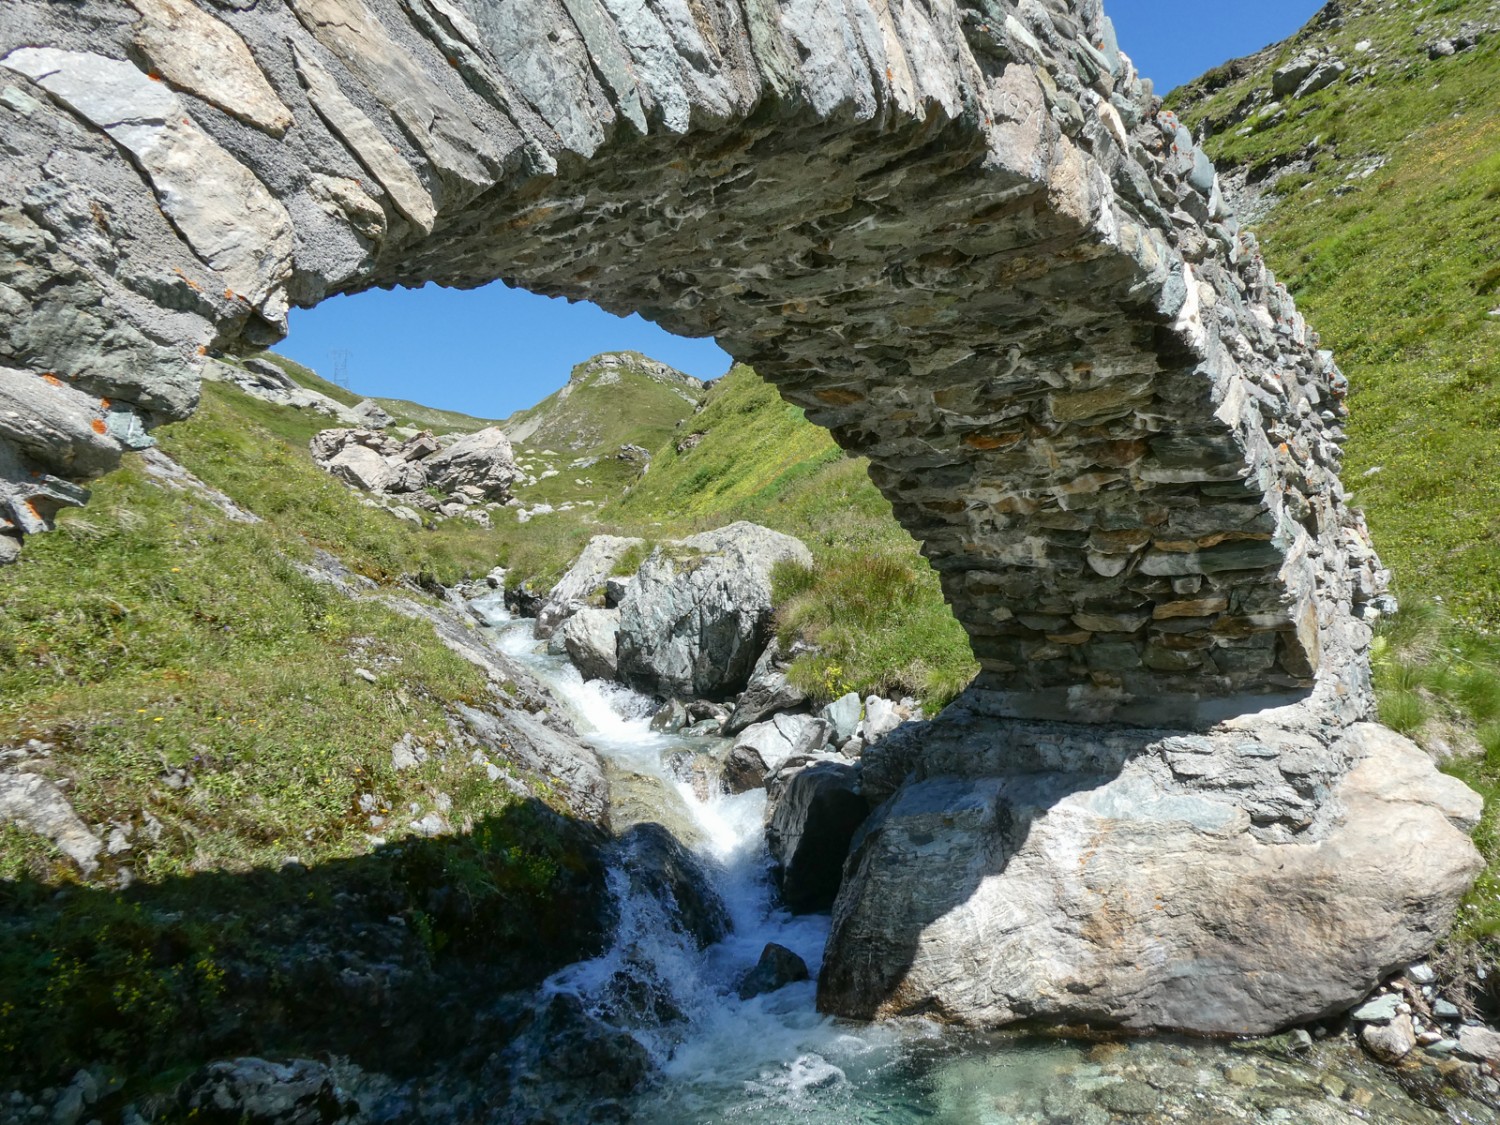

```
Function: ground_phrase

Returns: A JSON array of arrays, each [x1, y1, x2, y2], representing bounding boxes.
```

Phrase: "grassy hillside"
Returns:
[[1170, 0, 1500, 626], [0, 382, 605, 1084], [503, 352, 707, 512], [372, 398, 502, 433], [1172, 0, 1500, 952]]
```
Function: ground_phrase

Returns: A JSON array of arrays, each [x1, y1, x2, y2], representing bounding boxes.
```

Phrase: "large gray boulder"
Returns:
[[421, 426, 521, 500], [616, 522, 812, 699], [536, 534, 645, 638], [733, 713, 831, 776], [819, 722, 1483, 1035], [561, 607, 620, 683], [324, 443, 395, 493]]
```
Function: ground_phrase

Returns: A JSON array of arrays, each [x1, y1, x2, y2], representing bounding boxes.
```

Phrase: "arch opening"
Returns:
[[0, 0, 1385, 728]]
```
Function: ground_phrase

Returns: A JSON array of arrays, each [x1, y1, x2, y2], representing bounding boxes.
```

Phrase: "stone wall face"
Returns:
[[0, 0, 1387, 724]]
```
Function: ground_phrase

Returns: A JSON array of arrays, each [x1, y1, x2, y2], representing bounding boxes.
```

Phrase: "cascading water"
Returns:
[[478, 601, 1495, 1125]]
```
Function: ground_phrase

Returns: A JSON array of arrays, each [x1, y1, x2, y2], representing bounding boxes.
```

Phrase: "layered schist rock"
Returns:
[[0, 0, 1476, 1032]]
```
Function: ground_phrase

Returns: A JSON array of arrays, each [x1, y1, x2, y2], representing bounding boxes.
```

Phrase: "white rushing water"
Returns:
[[478, 603, 1485, 1125], [484, 608, 936, 1121]]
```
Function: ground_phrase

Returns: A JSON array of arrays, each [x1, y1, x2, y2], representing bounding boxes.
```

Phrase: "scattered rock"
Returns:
[[1361, 1013, 1417, 1063], [0, 773, 102, 874], [1352, 994, 1401, 1022], [649, 698, 689, 733], [738, 942, 811, 1000], [821, 692, 862, 743], [176, 1057, 358, 1124]]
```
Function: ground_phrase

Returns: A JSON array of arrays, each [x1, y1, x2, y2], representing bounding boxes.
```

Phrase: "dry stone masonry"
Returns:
[[0, 0, 1384, 725], [0, 0, 1479, 1033]]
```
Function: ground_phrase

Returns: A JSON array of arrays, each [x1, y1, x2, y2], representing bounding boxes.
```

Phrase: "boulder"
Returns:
[[1272, 52, 1320, 96], [383, 459, 427, 494], [722, 745, 769, 794], [536, 534, 646, 638], [725, 641, 809, 735], [500, 993, 654, 1122], [176, 1058, 357, 1124], [616, 522, 812, 700], [421, 426, 521, 500], [1361, 1014, 1416, 1063], [560, 607, 620, 682], [734, 713, 832, 776], [351, 399, 393, 428], [819, 722, 1484, 1034], [821, 692, 862, 743], [767, 761, 867, 913], [325, 443, 394, 492], [738, 942, 811, 1000], [398, 431, 440, 461]]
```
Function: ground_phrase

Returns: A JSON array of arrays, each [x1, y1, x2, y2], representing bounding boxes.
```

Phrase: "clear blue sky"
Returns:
[[278, 1, 1325, 418]]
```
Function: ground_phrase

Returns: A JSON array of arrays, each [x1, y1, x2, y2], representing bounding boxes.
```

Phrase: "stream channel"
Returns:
[[480, 600, 1496, 1124]]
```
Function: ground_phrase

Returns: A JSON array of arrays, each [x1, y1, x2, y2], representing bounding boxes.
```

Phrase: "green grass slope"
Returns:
[[1173, 0, 1500, 957], [0, 383, 604, 1084], [503, 352, 707, 511]]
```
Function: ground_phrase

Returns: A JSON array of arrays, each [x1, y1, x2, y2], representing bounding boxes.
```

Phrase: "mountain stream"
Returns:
[[480, 602, 1495, 1125]]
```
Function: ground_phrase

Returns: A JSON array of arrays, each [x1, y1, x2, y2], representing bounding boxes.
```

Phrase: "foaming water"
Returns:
[[478, 605, 1479, 1124]]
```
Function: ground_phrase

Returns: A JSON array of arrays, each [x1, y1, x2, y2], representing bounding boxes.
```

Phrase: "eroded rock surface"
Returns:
[[821, 720, 1482, 1035], [617, 522, 812, 699]]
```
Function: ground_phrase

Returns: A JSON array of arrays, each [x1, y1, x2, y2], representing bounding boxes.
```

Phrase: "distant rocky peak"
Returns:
[[572, 351, 704, 391]]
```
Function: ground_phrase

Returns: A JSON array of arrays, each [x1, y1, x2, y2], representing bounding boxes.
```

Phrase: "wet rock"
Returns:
[[1094, 1080, 1158, 1115], [767, 761, 867, 913], [615, 823, 729, 949], [1361, 1013, 1416, 1062], [617, 523, 812, 700], [176, 1057, 358, 1123], [502, 993, 653, 1122], [650, 698, 689, 733], [560, 607, 620, 682], [536, 535, 645, 638], [721, 745, 769, 794], [738, 942, 810, 1000]]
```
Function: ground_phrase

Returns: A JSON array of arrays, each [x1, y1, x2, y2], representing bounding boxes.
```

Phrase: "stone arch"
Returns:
[[1, 0, 1386, 725]]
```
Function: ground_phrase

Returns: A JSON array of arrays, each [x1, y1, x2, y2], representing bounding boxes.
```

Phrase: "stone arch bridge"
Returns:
[[2, 0, 1385, 725], [0, 0, 1480, 1035]]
